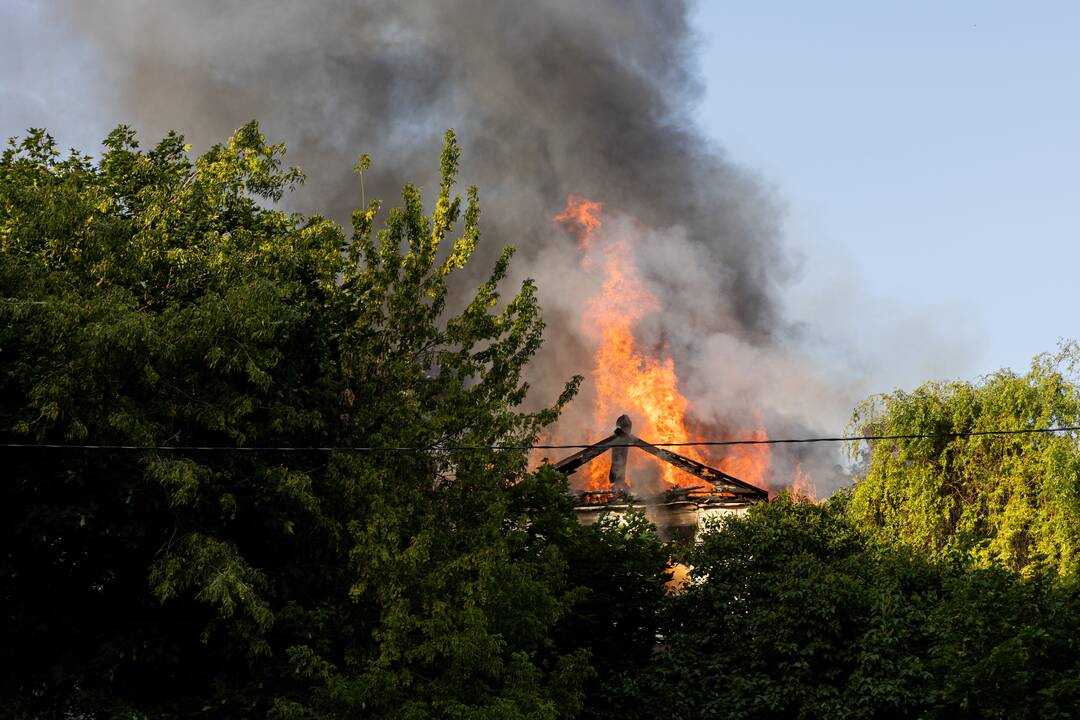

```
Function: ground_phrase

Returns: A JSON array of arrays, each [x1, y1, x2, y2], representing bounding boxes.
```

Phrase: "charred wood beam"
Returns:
[[607, 414, 632, 493], [551, 415, 768, 502], [619, 432, 768, 500], [552, 433, 620, 475], [577, 490, 633, 506], [662, 486, 706, 502]]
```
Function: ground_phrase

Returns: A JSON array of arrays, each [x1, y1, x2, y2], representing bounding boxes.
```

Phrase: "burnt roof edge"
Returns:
[[551, 427, 768, 501]]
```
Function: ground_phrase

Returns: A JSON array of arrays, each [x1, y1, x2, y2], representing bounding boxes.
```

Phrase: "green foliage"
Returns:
[[7, 120, 1079, 720], [613, 496, 1080, 720], [549, 509, 671, 720], [848, 343, 1080, 573], [0, 123, 596, 718]]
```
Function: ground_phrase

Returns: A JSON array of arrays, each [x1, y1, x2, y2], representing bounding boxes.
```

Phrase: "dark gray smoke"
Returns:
[[63, 0, 785, 328], [59, 0, 851, 493]]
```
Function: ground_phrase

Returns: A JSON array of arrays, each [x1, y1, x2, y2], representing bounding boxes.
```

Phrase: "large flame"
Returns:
[[554, 196, 772, 492], [791, 463, 818, 502]]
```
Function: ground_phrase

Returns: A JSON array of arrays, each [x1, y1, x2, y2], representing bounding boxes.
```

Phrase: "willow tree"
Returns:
[[0, 123, 589, 718], [847, 343, 1080, 574]]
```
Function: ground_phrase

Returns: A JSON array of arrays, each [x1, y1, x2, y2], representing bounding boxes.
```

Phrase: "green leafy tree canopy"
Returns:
[[847, 343, 1080, 574], [1, 121, 593, 719]]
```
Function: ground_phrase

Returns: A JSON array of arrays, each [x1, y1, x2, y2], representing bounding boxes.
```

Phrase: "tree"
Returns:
[[549, 510, 671, 720], [0, 122, 590, 718], [847, 343, 1080, 574], [615, 495, 1080, 720], [633, 496, 936, 720]]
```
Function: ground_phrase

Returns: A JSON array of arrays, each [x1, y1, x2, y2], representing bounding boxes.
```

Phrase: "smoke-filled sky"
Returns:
[[2, 0, 1077, 493]]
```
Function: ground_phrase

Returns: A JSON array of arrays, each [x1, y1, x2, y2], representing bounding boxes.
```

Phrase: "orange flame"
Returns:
[[715, 425, 771, 491], [554, 195, 771, 492], [791, 463, 818, 502], [554, 196, 603, 248]]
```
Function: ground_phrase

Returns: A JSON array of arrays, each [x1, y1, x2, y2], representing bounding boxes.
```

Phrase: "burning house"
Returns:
[[542, 195, 792, 530], [73, 0, 827, 512], [552, 414, 768, 540]]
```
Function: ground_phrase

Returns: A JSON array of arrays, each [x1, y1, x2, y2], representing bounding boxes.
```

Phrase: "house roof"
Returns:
[[552, 415, 768, 502]]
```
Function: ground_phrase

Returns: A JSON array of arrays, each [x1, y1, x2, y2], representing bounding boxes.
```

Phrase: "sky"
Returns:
[[692, 1, 1080, 383], [2, 0, 1077, 396]]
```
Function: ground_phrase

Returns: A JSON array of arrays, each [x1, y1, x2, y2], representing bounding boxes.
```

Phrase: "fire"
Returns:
[[715, 426, 771, 490], [554, 195, 771, 492], [791, 463, 817, 502], [554, 196, 603, 247], [664, 561, 693, 594]]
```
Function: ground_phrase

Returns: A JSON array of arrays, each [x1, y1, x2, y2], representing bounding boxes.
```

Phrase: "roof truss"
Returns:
[[552, 416, 768, 501]]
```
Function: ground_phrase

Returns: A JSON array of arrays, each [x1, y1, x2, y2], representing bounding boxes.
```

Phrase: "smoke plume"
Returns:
[[59, 0, 851, 493]]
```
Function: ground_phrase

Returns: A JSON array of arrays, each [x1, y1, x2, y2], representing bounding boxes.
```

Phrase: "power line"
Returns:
[[1, 425, 1077, 453]]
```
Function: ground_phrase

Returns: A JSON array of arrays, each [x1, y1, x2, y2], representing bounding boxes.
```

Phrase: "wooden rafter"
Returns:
[[552, 416, 768, 501]]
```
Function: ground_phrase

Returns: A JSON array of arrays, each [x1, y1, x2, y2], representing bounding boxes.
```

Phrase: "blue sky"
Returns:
[[692, 1, 1079, 381], [2, 1, 1076, 392]]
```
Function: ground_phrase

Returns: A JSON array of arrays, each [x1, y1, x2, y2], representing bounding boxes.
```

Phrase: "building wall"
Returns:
[[574, 500, 754, 542]]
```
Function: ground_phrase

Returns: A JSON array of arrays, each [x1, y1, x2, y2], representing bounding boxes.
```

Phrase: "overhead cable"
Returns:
[[1, 425, 1078, 452]]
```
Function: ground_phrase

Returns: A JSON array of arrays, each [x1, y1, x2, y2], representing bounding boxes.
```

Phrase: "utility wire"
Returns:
[[1, 425, 1078, 452]]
